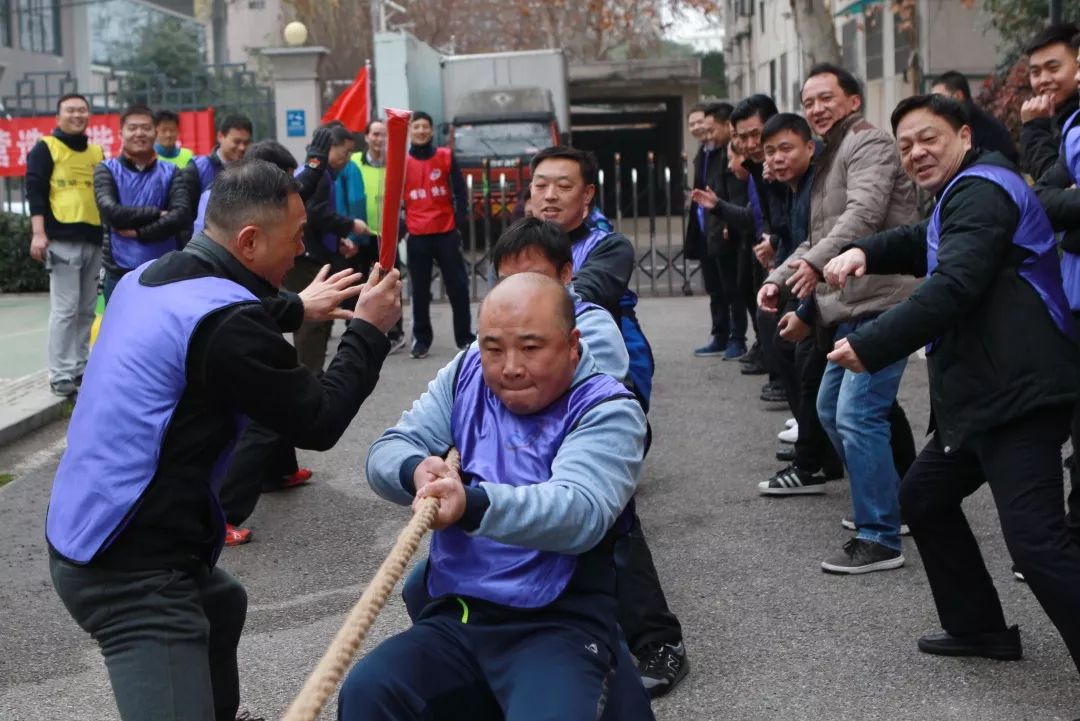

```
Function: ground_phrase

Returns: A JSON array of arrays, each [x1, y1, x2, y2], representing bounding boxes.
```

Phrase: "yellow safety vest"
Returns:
[[352, 152, 386, 236], [159, 147, 194, 169], [42, 135, 103, 226]]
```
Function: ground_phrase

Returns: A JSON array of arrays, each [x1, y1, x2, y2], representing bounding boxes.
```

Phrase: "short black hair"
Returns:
[[705, 102, 734, 124], [411, 110, 433, 126], [120, 104, 154, 126], [529, 145, 599, 187], [364, 118, 385, 134], [492, 218, 573, 276], [890, 94, 971, 135], [320, 122, 355, 147], [205, 159, 300, 236], [688, 102, 711, 117], [1025, 22, 1080, 56], [806, 63, 864, 100], [56, 93, 89, 114], [154, 109, 180, 126], [246, 140, 297, 173], [218, 113, 253, 136], [730, 94, 778, 128], [762, 113, 813, 144], [932, 71, 972, 101]]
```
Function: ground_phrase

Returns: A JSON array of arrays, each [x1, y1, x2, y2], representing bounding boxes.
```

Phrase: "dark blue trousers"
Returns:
[[398, 564, 655, 721], [337, 600, 640, 721]]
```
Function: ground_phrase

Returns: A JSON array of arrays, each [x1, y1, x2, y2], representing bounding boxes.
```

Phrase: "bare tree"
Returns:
[[282, 0, 374, 81]]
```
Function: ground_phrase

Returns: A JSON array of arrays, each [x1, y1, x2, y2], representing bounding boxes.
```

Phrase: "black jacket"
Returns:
[[707, 158, 789, 253], [1034, 111, 1080, 254], [93, 155, 193, 272], [300, 169, 355, 265], [89, 233, 390, 570], [25, 129, 103, 244], [967, 102, 1018, 165], [1021, 92, 1079, 180], [846, 151, 1078, 450], [685, 143, 729, 259], [568, 222, 634, 318]]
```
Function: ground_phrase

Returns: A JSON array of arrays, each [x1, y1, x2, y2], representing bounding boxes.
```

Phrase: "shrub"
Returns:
[[0, 212, 48, 292]]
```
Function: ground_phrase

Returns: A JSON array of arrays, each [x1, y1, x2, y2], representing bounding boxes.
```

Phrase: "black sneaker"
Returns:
[[457, 334, 477, 351], [760, 382, 786, 403], [821, 538, 904, 575], [410, 342, 430, 359], [387, 335, 407, 356], [740, 355, 769, 375], [739, 341, 760, 364], [917, 625, 1022, 660], [758, 465, 827, 495], [50, 379, 76, 397], [637, 641, 689, 699]]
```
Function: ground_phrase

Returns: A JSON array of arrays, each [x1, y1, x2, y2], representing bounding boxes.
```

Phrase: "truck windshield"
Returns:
[[453, 122, 551, 158]]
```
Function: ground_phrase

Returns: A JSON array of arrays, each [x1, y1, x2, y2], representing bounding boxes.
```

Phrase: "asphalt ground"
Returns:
[[1, 295, 1078, 721]]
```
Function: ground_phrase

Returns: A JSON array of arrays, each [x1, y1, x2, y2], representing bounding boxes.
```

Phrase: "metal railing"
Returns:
[[436, 150, 701, 302]]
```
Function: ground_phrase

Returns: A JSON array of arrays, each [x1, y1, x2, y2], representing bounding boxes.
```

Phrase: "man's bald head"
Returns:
[[481, 271, 575, 334], [477, 272, 581, 415]]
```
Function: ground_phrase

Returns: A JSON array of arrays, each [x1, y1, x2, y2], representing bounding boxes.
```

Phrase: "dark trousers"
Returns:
[[285, 257, 333, 373], [337, 602, 623, 721], [786, 335, 843, 476], [407, 230, 473, 349], [701, 251, 746, 343], [50, 556, 247, 721], [736, 237, 761, 337], [348, 242, 404, 340], [219, 421, 299, 526], [103, 267, 128, 306], [899, 404, 1080, 671], [615, 511, 683, 653]]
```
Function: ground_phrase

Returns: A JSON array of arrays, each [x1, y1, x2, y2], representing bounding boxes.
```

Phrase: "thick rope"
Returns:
[[280, 449, 458, 721]]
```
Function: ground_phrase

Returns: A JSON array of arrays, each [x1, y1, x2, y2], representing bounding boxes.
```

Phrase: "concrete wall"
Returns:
[[0, 4, 79, 104], [225, 0, 283, 67]]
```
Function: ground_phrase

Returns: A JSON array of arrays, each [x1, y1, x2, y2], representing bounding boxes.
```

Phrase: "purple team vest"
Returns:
[[193, 154, 219, 193], [104, 158, 179, 270], [571, 223, 640, 313], [1059, 109, 1080, 311], [46, 263, 258, 564], [926, 163, 1075, 350], [427, 350, 633, 608]]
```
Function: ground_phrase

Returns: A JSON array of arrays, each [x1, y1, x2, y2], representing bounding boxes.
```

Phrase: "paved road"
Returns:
[[1, 296, 1077, 721], [0, 293, 50, 380]]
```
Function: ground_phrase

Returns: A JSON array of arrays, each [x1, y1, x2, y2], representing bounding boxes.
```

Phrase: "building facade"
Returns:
[[724, 0, 1003, 128]]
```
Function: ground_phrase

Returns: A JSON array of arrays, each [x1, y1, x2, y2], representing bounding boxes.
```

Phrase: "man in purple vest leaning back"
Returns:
[[824, 94, 1080, 688], [338, 272, 651, 720], [45, 159, 402, 721]]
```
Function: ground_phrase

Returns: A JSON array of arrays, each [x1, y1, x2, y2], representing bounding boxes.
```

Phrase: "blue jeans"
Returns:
[[817, 320, 908, 551]]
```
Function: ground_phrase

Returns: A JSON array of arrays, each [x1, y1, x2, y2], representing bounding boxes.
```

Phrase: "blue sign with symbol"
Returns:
[[286, 109, 306, 137]]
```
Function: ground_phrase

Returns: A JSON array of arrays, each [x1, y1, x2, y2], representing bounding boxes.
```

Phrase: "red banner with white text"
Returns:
[[0, 109, 216, 177]]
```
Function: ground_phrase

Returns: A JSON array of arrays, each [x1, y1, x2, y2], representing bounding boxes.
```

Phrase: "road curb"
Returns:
[[0, 371, 66, 448]]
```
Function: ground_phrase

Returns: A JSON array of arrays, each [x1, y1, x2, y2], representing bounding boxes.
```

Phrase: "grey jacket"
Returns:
[[766, 112, 920, 327]]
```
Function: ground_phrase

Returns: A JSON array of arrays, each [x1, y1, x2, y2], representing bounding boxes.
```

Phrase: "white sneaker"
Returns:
[[777, 424, 798, 443], [785, 417, 797, 429]]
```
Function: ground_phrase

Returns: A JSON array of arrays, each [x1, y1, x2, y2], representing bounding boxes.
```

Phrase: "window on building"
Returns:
[[17, 0, 59, 55], [769, 59, 777, 100], [759, 1, 765, 33], [841, 19, 858, 76], [0, 1, 11, 47], [865, 11, 884, 80], [894, 15, 913, 76]]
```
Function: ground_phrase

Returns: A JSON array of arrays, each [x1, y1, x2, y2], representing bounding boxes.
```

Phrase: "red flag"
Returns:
[[322, 66, 368, 132], [379, 108, 412, 272]]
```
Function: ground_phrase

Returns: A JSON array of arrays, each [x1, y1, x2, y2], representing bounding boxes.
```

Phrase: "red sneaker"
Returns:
[[281, 468, 313, 488], [224, 524, 253, 546]]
